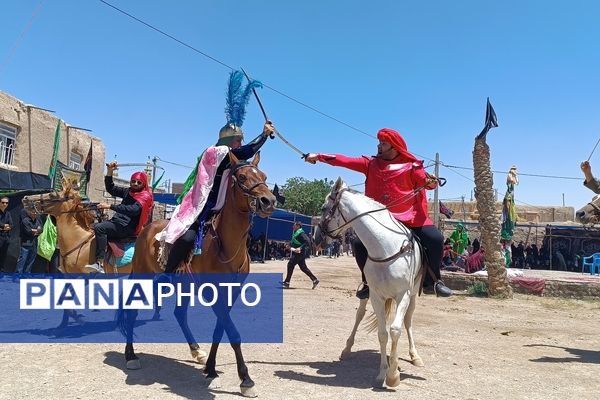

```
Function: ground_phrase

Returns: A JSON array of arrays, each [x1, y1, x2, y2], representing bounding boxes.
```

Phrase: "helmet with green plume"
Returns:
[[216, 70, 263, 146]]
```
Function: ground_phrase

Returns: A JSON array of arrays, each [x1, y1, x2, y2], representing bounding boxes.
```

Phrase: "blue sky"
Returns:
[[2, 0, 599, 213]]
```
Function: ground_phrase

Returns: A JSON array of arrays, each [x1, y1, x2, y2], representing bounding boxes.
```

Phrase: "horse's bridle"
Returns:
[[318, 188, 350, 241], [205, 162, 270, 267], [230, 162, 269, 213], [318, 187, 416, 263], [25, 191, 100, 217]]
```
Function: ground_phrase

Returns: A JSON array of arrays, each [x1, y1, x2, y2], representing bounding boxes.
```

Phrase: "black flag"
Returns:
[[439, 201, 454, 219], [476, 97, 498, 140], [273, 184, 286, 206], [83, 141, 93, 182]]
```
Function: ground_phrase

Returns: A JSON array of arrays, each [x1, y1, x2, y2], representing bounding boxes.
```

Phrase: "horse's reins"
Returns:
[[25, 193, 106, 271], [202, 162, 268, 270], [319, 177, 446, 264], [320, 177, 445, 241]]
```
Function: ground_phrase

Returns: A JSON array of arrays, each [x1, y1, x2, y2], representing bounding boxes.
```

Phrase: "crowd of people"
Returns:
[[0, 197, 60, 274]]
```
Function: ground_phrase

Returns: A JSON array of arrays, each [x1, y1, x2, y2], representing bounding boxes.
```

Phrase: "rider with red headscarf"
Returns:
[[306, 128, 452, 299], [84, 163, 153, 273]]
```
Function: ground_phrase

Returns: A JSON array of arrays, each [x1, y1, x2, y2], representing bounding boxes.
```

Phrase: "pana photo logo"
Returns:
[[19, 278, 262, 310]]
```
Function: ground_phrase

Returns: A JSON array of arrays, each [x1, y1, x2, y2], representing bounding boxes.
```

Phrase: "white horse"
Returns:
[[314, 177, 424, 388]]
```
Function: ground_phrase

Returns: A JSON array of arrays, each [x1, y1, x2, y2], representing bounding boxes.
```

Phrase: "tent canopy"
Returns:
[[251, 208, 312, 242]]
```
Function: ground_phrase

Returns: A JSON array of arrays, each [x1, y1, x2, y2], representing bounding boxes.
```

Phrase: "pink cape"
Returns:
[[155, 146, 229, 244]]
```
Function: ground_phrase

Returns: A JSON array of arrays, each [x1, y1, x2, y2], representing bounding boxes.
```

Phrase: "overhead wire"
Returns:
[[98, 0, 581, 204], [0, 0, 46, 77]]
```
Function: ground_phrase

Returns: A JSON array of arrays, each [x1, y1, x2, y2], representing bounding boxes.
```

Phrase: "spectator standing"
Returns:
[[15, 208, 42, 273], [282, 222, 319, 289], [0, 197, 12, 271]]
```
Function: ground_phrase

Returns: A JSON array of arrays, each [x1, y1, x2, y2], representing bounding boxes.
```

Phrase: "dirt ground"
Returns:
[[1, 256, 599, 400]]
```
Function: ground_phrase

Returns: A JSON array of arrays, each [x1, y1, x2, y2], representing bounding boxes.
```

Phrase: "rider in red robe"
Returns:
[[306, 128, 452, 298]]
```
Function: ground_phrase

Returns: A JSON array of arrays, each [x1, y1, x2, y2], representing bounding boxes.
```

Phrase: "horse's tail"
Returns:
[[365, 298, 396, 333]]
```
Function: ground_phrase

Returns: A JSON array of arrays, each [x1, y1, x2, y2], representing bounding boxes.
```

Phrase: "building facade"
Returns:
[[0, 91, 106, 202]]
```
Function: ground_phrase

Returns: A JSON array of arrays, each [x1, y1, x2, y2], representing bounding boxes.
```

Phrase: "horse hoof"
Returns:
[[241, 385, 258, 398], [191, 349, 208, 365], [385, 371, 401, 387], [411, 356, 424, 367], [126, 359, 141, 370], [374, 376, 386, 389], [339, 349, 351, 360], [207, 377, 221, 390]]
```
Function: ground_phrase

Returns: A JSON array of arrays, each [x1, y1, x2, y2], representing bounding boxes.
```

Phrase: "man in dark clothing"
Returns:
[[472, 237, 480, 253], [0, 197, 13, 271], [15, 208, 42, 273], [162, 121, 274, 273], [84, 166, 153, 273], [283, 222, 319, 289]]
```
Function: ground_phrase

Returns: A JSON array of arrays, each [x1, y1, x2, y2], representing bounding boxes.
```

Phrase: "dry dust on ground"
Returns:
[[1, 256, 599, 400]]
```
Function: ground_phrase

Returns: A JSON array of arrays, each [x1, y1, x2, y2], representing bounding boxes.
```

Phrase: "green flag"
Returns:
[[48, 120, 61, 182], [152, 170, 165, 191]]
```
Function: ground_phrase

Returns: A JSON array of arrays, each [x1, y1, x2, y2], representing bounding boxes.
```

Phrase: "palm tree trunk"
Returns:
[[473, 138, 513, 298]]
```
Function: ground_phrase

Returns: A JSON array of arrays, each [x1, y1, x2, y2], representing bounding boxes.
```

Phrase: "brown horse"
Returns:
[[122, 151, 275, 397], [21, 178, 132, 274]]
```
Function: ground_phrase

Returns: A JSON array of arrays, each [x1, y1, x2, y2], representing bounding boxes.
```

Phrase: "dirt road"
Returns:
[[1, 256, 598, 400]]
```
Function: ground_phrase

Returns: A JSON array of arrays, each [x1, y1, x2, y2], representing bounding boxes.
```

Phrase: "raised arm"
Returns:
[[305, 153, 370, 175]]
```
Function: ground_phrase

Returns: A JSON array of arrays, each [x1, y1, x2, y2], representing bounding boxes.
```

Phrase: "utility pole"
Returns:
[[433, 152, 440, 228], [461, 195, 466, 221], [562, 193, 565, 207]]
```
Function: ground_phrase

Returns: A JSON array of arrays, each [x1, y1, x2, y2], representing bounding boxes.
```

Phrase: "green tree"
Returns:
[[281, 177, 334, 216]]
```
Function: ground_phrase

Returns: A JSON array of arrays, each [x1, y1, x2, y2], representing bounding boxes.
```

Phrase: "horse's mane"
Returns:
[[343, 188, 387, 210]]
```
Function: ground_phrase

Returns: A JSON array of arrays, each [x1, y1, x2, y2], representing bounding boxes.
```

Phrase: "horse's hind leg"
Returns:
[[173, 296, 207, 364], [204, 323, 224, 389], [340, 298, 368, 360], [386, 292, 411, 388], [371, 296, 389, 388], [404, 293, 424, 367]]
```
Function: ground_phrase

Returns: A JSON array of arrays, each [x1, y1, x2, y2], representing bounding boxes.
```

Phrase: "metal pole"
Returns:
[[462, 196, 466, 221], [549, 226, 553, 270], [26, 107, 33, 172], [263, 217, 270, 261], [433, 152, 440, 228], [562, 193, 565, 207]]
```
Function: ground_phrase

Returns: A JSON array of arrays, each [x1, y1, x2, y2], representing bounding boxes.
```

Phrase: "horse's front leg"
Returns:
[[386, 291, 411, 387], [404, 293, 423, 367], [340, 298, 368, 360], [120, 309, 140, 370], [173, 295, 207, 364], [371, 296, 389, 388], [224, 311, 255, 398]]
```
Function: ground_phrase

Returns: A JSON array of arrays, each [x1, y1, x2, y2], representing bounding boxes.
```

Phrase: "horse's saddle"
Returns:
[[107, 237, 137, 267]]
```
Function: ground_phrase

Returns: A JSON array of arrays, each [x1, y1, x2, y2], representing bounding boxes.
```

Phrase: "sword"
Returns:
[[241, 68, 308, 159]]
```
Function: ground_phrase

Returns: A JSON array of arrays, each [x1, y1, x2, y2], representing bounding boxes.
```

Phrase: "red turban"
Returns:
[[377, 128, 418, 162], [129, 171, 154, 234]]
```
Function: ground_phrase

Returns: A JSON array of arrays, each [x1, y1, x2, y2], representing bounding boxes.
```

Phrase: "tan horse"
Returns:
[[22, 178, 132, 274], [122, 151, 276, 397]]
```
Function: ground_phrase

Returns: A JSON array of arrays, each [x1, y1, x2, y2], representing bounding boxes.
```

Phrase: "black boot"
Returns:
[[356, 282, 369, 299], [434, 280, 452, 297]]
